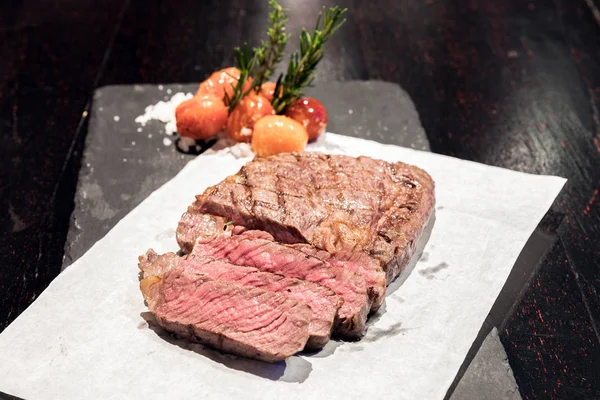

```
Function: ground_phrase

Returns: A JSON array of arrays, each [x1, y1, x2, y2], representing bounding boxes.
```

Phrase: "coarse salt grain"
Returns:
[[177, 136, 196, 153], [114, 115, 120, 121], [163, 137, 172, 146], [134, 92, 192, 136]]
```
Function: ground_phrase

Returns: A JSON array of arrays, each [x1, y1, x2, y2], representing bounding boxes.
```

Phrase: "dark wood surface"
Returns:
[[1, 0, 599, 398]]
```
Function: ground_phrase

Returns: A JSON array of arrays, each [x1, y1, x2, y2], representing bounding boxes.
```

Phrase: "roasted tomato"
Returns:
[[251, 115, 309, 157], [197, 67, 252, 104], [260, 82, 277, 102], [226, 93, 274, 142], [175, 94, 228, 140], [285, 97, 328, 141]]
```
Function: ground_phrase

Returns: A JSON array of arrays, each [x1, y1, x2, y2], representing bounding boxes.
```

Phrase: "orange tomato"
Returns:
[[197, 67, 252, 104], [226, 93, 274, 142], [175, 94, 228, 140], [251, 115, 309, 157], [260, 82, 277, 102], [285, 97, 328, 141]]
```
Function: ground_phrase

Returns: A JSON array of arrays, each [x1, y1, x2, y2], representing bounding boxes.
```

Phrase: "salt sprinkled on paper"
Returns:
[[228, 143, 254, 158], [134, 92, 193, 135]]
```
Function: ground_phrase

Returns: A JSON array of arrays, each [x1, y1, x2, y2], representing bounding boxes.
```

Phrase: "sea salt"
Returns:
[[177, 136, 196, 153], [113, 115, 120, 122], [163, 137, 172, 146], [134, 92, 192, 135]]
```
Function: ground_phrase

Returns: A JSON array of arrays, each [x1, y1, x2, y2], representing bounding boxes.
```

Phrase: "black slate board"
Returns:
[[62, 81, 524, 399]]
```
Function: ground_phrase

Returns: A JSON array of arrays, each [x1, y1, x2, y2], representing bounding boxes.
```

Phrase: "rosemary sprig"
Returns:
[[224, 44, 255, 112], [252, 0, 289, 91], [271, 6, 347, 114], [225, 0, 289, 112]]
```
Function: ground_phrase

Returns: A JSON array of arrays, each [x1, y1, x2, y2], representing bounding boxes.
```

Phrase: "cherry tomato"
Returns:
[[285, 97, 328, 141], [226, 93, 274, 142], [260, 82, 277, 102], [251, 115, 309, 157], [175, 94, 228, 140], [197, 67, 252, 104]]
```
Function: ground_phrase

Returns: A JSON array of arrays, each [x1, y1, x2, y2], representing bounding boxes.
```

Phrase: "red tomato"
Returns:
[[175, 94, 228, 140], [197, 67, 252, 104], [285, 97, 328, 141], [260, 82, 277, 102], [226, 93, 274, 142]]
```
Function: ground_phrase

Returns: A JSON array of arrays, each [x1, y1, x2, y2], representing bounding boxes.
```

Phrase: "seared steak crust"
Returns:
[[188, 152, 435, 284]]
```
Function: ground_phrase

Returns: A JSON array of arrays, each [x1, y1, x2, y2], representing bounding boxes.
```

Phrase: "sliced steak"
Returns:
[[187, 152, 435, 284], [290, 244, 386, 313], [139, 249, 342, 350], [177, 218, 386, 313], [176, 212, 233, 253], [140, 268, 311, 363], [192, 231, 370, 338]]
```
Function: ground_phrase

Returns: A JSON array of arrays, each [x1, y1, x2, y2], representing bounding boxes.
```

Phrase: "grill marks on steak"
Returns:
[[190, 152, 435, 283], [139, 249, 342, 351], [147, 152, 435, 361], [140, 268, 311, 363], [192, 231, 370, 338]]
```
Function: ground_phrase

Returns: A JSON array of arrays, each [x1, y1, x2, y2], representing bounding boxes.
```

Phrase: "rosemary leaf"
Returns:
[[226, 0, 289, 112], [271, 6, 347, 114]]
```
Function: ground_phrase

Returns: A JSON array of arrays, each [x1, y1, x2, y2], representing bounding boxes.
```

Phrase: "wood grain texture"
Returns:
[[0, 0, 599, 397]]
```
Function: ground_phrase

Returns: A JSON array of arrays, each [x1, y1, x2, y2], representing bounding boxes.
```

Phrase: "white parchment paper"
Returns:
[[0, 133, 565, 400]]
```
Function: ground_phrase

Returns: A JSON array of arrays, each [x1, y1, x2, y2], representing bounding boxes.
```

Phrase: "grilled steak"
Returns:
[[192, 231, 370, 338], [177, 215, 386, 312], [176, 212, 232, 253], [185, 152, 435, 283], [145, 152, 435, 361], [140, 268, 311, 363], [290, 244, 386, 313], [139, 249, 342, 350]]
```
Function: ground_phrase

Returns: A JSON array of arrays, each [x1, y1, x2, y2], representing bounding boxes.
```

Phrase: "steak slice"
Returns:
[[140, 268, 311, 363], [290, 244, 386, 313], [188, 152, 435, 284], [192, 231, 370, 338], [139, 249, 342, 350], [176, 212, 233, 253], [177, 216, 386, 313]]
